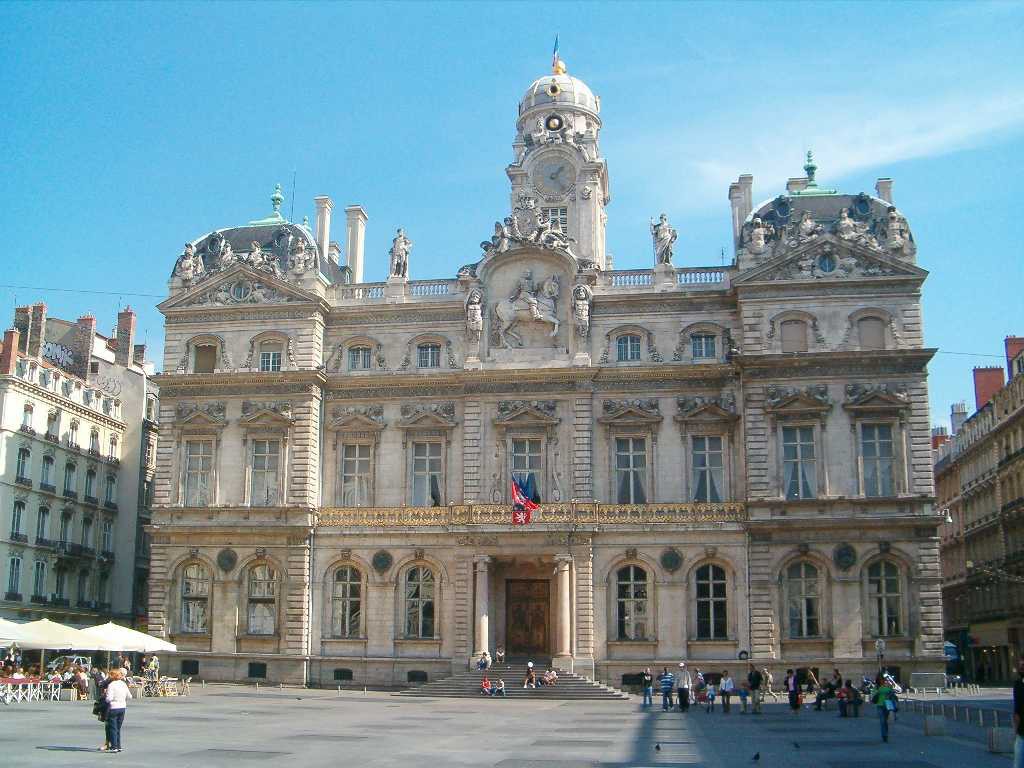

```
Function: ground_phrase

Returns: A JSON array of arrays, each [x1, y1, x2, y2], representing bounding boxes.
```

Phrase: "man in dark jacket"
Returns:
[[747, 664, 763, 714]]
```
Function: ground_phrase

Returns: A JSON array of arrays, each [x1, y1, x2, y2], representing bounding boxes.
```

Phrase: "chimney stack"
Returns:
[[27, 302, 47, 358], [875, 178, 893, 204], [950, 401, 968, 434], [786, 177, 809, 194], [314, 196, 333, 262], [1005, 336, 1024, 379], [73, 315, 96, 380], [973, 366, 1005, 410], [931, 426, 949, 450], [0, 329, 19, 375], [115, 307, 136, 367], [728, 175, 754, 248], [13, 307, 29, 354], [345, 205, 368, 284], [133, 344, 146, 366]]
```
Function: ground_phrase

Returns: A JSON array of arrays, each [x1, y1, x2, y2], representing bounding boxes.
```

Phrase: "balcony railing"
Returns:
[[9, 532, 28, 543], [104, 501, 118, 512], [317, 501, 747, 528], [97, 601, 111, 612], [44, 432, 60, 443], [84, 495, 99, 506], [35, 537, 55, 549], [77, 599, 95, 609], [15, 475, 32, 488], [56, 541, 86, 557], [336, 283, 385, 301], [609, 270, 653, 288], [677, 267, 727, 285], [50, 596, 70, 607], [30, 594, 48, 605], [40, 482, 56, 494], [63, 489, 78, 500], [4, 592, 22, 602], [409, 280, 454, 297], [19, 424, 35, 435]]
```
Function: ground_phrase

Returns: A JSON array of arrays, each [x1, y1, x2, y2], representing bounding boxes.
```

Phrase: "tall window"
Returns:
[[695, 564, 727, 640], [404, 567, 435, 638], [868, 560, 902, 636], [510, 438, 542, 502], [7, 556, 21, 596], [247, 564, 277, 635], [181, 563, 210, 633], [780, 320, 808, 353], [85, 469, 96, 499], [36, 507, 49, 541], [101, 518, 113, 552], [97, 573, 109, 604], [417, 343, 441, 369], [41, 455, 54, 486], [55, 569, 66, 599], [89, 430, 100, 453], [349, 346, 372, 371], [46, 411, 59, 438], [32, 561, 46, 598], [16, 448, 30, 480], [64, 463, 77, 494], [861, 424, 895, 497], [782, 426, 816, 500], [332, 566, 362, 638], [22, 404, 33, 429], [77, 569, 89, 604], [258, 342, 283, 372], [692, 436, 724, 502], [541, 207, 568, 233], [104, 474, 116, 504], [59, 512, 72, 544], [69, 421, 79, 448], [691, 334, 717, 360], [412, 442, 442, 506], [81, 517, 93, 548], [339, 444, 371, 505], [184, 440, 213, 506], [250, 440, 280, 505], [786, 561, 820, 638], [858, 317, 886, 351], [11, 501, 24, 536], [108, 435, 118, 460], [193, 344, 217, 373], [616, 565, 649, 640], [616, 334, 641, 362], [615, 437, 647, 503]]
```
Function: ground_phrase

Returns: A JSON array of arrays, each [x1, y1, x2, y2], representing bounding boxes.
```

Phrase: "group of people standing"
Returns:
[[645, 663, 768, 715]]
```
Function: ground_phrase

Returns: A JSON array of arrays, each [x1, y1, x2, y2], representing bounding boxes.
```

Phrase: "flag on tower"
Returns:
[[511, 477, 538, 525], [551, 35, 559, 70]]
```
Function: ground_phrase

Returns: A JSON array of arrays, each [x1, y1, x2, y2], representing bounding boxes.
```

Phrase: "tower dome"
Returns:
[[519, 72, 599, 119]]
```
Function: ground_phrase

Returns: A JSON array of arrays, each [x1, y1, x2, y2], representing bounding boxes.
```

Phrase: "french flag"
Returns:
[[551, 35, 559, 71], [511, 478, 538, 525]]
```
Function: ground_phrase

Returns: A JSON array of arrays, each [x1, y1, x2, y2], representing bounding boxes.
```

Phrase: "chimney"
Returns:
[[728, 182, 744, 248], [875, 178, 893, 204], [0, 329, 19, 375], [115, 307, 136, 367], [73, 314, 96, 380], [950, 401, 968, 434], [973, 366, 1005, 410], [1005, 336, 1024, 379], [931, 426, 949, 450], [344, 205, 368, 283], [786, 177, 809, 194], [314, 196, 333, 262], [133, 344, 146, 366], [739, 174, 753, 219], [13, 306, 30, 353], [27, 302, 46, 358]]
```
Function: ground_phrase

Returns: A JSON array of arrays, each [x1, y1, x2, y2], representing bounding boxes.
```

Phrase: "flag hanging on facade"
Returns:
[[511, 477, 538, 525]]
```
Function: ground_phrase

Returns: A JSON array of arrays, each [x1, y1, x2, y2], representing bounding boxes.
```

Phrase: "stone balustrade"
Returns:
[[408, 280, 454, 297], [677, 267, 727, 286], [608, 270, 653, 288], [317, 501, 746, 528]]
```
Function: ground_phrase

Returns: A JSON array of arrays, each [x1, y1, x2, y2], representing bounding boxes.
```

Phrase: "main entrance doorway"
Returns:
[[505, 579, 549, 655]]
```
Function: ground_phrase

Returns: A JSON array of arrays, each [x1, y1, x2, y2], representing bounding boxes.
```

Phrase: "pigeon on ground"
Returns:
[[793, 742, 800, 749], [752, 753, 760, 761], [655, 743, 661, 751]]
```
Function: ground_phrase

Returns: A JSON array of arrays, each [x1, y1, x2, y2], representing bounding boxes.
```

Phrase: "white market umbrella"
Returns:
[[77, 622, 176, 653], [0, 617, 71, 650], [20, 618, 114, 651]]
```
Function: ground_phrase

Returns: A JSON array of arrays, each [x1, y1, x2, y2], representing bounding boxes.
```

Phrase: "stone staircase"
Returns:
[[396, 660, 630, 700]]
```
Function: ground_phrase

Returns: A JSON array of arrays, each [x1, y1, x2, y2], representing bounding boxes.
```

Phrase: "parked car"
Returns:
[[46, 655, 92, 672]]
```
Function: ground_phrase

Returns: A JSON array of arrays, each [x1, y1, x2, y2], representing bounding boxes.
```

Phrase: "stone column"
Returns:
[[555, 554, 573, 659], [473, 555, 491, 656]]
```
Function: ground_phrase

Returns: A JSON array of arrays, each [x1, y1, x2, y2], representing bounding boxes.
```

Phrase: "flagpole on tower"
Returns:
[[551, 34, 565, 75]]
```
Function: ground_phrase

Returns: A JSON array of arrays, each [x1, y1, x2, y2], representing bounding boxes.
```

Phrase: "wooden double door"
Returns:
[[505, 579, 549, 655]]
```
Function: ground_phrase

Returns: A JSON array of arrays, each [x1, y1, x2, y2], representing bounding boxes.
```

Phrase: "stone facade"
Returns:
[[147, 65, 943, 688]]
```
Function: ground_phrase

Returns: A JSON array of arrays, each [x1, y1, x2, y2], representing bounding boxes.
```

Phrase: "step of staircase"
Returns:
[[396, 662, 631, 700]]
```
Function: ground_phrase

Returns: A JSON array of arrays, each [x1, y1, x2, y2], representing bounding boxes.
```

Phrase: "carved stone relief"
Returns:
[[496, 400, 558, 419], [175, 402, 227, 423]]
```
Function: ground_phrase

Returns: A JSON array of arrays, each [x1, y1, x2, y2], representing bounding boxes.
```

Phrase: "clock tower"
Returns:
[[509, 62, 609, 268]]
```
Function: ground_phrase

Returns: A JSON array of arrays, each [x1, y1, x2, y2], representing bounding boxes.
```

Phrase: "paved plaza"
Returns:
[[0, 686, 1013, 767]]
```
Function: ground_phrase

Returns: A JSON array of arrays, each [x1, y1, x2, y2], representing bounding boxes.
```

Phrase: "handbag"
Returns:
[[92, 700, 109, 722], [884, 698, 895, 712]]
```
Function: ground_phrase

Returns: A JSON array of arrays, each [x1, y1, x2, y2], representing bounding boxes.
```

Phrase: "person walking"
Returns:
[[720, 670, 735, 714], [677, 662, 692, 713], [641, 667, 654, 708], [785, 669, 800, 715], [870, 674, 895, 743], [104, 669, 132, 753], [658, 667, 675, 712], [1012, 657, 1024, 768], [747, 664, 763, 714], [762, 667, 779, 702]]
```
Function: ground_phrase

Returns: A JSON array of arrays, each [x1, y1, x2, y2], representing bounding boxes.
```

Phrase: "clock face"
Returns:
[[534, 160, 573, 196]]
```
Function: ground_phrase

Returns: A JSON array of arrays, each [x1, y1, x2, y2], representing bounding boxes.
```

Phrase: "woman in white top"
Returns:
[[719, 670, 735, 714], [104, 669, 132, 753]]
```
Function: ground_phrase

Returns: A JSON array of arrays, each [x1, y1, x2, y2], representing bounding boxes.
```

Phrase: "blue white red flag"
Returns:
[[511, 478, 538, 525], [551, 35, 559, 70]]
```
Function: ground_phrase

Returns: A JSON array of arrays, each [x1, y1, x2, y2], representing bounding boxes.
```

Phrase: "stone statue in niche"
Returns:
[[493, 270, 561, 348], [216, 238, 236, 269], [175, 242, 205, 282], [884, 207, 908, 253], [572, 283, 592, 339], [650, 213, 677, 265], [389, 228, 412, 278], [288, 241, 316, 276], [835, 208, 856, 240], [798, 210, 822, 239], [465, 289, 484, 345], [747, 217, 768, 255]]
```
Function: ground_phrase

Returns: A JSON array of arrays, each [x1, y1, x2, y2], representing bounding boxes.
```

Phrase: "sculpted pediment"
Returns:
[[843, 383, 910, 415], [598, 399, 663, 426], [675, 395, 738, 424], [494, 399, 560, 428], [330, 405, 385, 432], [240, 401, 294, 427], [399, 402, 458, 430], [175, 402, 226, 427], [765, 384, 832, 420], [734, 235, 926, 285], [161, 265, 317, 310]]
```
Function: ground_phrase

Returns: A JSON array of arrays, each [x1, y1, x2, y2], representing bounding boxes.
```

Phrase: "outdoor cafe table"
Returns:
[[0, 677, 45, 704]]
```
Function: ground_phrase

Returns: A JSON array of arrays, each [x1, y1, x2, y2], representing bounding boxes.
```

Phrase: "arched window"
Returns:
[[41, 455, 54, 487], [780, 320, 808, 353], [332, 566, 362, 638], [695, 564, 727, 639], [85, 469, 97, 499], [868, 560, 902, 636], [181, 563, 210, 633], [247, 564, 277, 635], [16, 448, 31, 481], [786, 561, 820, 638], [616, 334, 642, 362], [404, 566, 435, 638], [857, 317, 886, 351], [616, 565, 649, 640], [348, 346, 372, 371]]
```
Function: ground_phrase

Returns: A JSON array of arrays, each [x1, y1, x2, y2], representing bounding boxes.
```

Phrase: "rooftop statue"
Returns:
[[650, 213, 677, 265], [389, 228, 412, 278]]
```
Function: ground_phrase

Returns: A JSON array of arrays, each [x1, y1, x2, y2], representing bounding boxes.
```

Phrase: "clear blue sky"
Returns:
[[3, 1, 1022, 426]]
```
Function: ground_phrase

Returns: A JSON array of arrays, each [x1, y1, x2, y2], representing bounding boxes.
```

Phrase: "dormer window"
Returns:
[[258, 342, 283, 373], [417, 343, 441, 369], [349, 346, 372, 371], [691, 334, 717, 360], [193, 344, 217, 374], [616, 335, 642, 362]]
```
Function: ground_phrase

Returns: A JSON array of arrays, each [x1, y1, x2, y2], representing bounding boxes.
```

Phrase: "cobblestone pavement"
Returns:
[[0, 686, 1011, 767]]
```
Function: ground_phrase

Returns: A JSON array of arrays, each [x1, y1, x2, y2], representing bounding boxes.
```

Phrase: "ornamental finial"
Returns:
[[804, 150, 817, 185], [271, 183, 284, 215]]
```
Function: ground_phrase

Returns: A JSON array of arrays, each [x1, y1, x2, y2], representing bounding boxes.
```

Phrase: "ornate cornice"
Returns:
[[737, 349, 935, 380]]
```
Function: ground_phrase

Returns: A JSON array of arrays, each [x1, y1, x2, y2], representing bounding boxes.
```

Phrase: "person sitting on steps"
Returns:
[[480, 675, 492, 696]]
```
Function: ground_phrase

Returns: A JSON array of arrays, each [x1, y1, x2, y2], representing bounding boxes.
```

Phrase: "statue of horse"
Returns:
[[493, 275, 560, 348]]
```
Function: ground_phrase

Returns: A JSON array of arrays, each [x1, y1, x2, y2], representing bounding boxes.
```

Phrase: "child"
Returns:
[[705, 679, 717, 713]]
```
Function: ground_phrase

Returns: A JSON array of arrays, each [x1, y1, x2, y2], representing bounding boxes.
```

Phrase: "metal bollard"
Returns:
[[337, 686, 342, 697], [255, 681, 260, 692], [952, 704, 957, 720], [202, 679, 206, 689]]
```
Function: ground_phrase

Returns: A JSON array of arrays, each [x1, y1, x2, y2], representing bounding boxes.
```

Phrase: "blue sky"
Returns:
[[2, 1, 1022, 425]]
